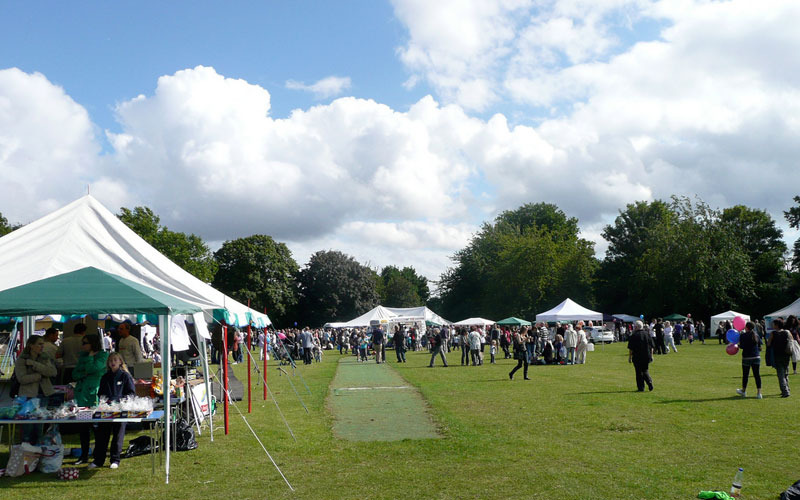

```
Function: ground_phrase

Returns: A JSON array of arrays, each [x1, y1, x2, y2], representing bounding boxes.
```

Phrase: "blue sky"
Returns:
[[1, 2, 421, 137], [1, 1, 799, 280]]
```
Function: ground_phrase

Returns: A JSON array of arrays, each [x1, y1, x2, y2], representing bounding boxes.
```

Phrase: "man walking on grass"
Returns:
[[628, 320, 654, 392]]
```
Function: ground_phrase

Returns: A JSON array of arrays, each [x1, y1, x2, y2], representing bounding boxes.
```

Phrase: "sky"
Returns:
[[1, 0, 799, 284]]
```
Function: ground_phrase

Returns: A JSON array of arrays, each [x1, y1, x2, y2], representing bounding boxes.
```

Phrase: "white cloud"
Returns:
[[285, 76, 352, 99], [4, 0, 800, 283], [0, 68, 101, 223]]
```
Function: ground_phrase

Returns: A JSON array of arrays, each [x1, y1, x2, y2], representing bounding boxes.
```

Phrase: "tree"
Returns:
[[437, 203, 596, 320], [296, 250, 380, 326], [600, 197, 758, 318], [378, 265, 429, 306], [0, 212, 21, 236], [786, 196, 800, 271], [118, 206, 218, 282], [212, 235, 298, 324]]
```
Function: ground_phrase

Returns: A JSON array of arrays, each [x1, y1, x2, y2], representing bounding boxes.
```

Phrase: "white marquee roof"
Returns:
[[535, 298, 602, 322], [0, 195, 270, 326]]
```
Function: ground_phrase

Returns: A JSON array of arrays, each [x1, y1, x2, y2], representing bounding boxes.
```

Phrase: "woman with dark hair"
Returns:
[[509, 327, 530, 380], [767, 318, 791, 398], [735, 322, 762, 399], [71, 334, 109, 464]]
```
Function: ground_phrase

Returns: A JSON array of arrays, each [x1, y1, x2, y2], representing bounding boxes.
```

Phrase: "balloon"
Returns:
[[732, 316, 746, 331], [640, 314, 644, 319], [726, 343, 739, 355], [726, 329, 740, 344]]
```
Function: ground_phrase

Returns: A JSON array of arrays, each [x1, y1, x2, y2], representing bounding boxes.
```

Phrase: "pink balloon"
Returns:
[[733, 316, 746, 331], [726, 343, 739, 356]]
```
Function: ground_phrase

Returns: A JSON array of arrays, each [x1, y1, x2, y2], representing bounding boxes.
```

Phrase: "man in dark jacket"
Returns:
[[627, 320, 655, 391], [428, 328, 448, 367]]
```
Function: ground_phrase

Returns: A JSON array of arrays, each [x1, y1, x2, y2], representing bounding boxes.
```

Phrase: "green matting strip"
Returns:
[[327, 356, 440, 442]]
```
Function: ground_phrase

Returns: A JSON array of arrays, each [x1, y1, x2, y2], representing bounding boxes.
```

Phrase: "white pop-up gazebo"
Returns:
[[710, 310, 751, 335], [536, 298, 602, 323], [453, 317, 495, 327]]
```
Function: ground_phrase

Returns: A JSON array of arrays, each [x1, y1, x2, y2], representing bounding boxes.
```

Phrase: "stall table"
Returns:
[[0, 411, 165, 474]]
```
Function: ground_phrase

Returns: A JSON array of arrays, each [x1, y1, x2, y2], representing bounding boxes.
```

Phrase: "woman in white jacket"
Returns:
[[564, 324, 578, 364], [575, 324, 588, 364], [663, 321, 677, 353]]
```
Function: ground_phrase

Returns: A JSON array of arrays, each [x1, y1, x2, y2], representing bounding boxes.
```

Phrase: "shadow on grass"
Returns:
[[566, 390, 634, 395], [654, 396, 743, 404]]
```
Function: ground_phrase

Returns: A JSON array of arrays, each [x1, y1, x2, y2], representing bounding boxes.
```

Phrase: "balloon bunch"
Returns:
[[725, 316, 747, 355]]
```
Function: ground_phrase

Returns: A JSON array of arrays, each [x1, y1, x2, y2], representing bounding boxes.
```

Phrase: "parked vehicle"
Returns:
[[588, 327, 615, 344]]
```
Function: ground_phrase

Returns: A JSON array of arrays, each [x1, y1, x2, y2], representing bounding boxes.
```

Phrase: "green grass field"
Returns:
[[2, 342, 797, 499]]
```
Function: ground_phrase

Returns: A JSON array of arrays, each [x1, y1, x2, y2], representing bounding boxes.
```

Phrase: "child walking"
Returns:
[[490, 340, 497, 364]]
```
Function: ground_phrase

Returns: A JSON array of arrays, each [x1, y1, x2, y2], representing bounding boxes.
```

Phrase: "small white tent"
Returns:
[[766, 297, 800, 327], [710, 310, 750, 335], [536, 298, 602, 323], [386, 306, 450, 326], [453, 317, 495, 327], [341, 305, 399, 327]]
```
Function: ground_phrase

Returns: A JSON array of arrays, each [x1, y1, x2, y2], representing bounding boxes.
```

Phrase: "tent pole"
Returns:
[[198, 336, 214, 442], [247, 301, 252, 414], [159, 314, 172, 484], [222, 323, 229, 435], [263, 307, 268, 401]]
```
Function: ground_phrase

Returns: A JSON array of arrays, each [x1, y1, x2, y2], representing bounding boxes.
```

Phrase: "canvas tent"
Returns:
[[663, 313, 688, 322], [710, 310, 750, 336], [497, 317, 532, 326], [0, 266, 207, 484], [453, 317, 495, 326], [535, 298, 602, 323], [766, 297, 800, 327], [766, 297, 800, 319], [385, 306, 450, 326], [341, 305, 398, 327], [613, 314, 640, 323], [337, 305, 450, 329], [0, 195, 270, 328]]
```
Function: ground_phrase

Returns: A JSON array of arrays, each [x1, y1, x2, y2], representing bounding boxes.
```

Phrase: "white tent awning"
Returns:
[[453, 317, 495, 326], [0, 195, 270, 326], [536, 298, 602, 323]]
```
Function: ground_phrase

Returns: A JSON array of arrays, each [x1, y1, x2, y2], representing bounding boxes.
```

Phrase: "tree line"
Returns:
[[1, 195, 798, 326]]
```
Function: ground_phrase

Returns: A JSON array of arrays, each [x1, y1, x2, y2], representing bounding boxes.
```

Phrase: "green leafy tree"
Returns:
[[437, 203, 596, 320], [212, 235, 298, 323], [379, 266, 429, 306], [296, 250, 380, 326], [609, 197, 754, 318], [118, 206, 218, 282], [0, 212, 21, 236], [786, 196, 800, 271]]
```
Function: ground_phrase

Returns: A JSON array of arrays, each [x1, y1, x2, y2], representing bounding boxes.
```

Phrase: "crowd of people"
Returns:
[[251, 313, 799, 400]]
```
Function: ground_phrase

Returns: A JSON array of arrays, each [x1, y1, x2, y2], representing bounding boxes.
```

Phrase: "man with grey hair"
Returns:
[[627, 320, 655, 391]]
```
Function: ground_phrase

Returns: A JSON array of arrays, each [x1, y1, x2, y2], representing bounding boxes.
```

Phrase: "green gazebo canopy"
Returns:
[[663, 313, 688, 321], [0, 266, 202, 316], [496, 316, 532, 326]]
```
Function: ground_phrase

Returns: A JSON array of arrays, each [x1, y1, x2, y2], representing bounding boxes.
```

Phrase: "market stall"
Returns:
[[0, 266, 204, 483], [535, 298, 602, 323]]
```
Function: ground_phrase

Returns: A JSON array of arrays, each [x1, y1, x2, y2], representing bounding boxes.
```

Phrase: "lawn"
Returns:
[[2, 342, 797, 499]]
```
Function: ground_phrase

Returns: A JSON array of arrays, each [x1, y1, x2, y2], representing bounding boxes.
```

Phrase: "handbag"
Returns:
[[5, 443, 42, 477], [37, 425, 64, 473], [783, 331, 793, 355], [791, 338, 800, 362]]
